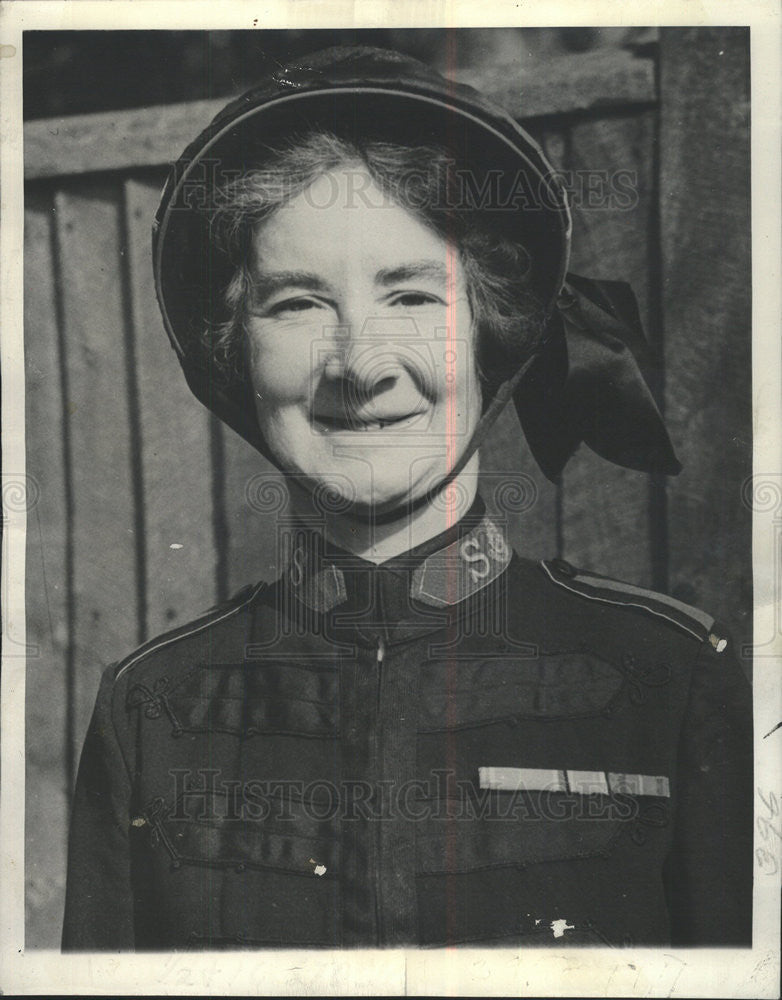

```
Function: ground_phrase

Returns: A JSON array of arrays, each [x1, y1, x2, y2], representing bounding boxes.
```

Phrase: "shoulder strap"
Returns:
[[540, 559, 728, 650], [115, 581, 267, 681]]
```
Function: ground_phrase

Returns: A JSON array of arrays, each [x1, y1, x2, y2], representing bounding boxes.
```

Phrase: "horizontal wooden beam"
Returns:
[[453, 46, 655, 121], [24, 47, 654, 181], [24, 98, 220, 182]]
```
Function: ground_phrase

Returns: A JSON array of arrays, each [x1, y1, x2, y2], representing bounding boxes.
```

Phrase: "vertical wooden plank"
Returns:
[[124, 177, 217, 637], [24, 191, 69, 948], [222, 430, 286, 593], [560, 112, 656, 586], [53, 181, 140, 762], [660, 28, 752, 654], [479, 362, 558, 562]]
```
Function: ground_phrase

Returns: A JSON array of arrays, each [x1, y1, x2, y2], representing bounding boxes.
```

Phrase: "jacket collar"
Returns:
[[286, 504, 511, 614]]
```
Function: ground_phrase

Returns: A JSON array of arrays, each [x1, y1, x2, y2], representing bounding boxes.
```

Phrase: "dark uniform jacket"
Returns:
[[62, 505, 752, 950]]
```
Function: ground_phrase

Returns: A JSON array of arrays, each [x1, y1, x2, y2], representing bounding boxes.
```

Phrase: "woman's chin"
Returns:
[[327, 483, 419, 518]]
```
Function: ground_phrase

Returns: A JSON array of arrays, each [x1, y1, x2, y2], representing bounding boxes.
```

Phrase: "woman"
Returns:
[[62, 45, 752, 950]]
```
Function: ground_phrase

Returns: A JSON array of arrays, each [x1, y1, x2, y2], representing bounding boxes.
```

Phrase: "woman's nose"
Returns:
[[322, 313, 408, 389], [323, 345, 403, 401], [320, 309, 433, 410]]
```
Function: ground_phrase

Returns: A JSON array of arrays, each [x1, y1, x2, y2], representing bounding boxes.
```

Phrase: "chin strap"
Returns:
[[417, 272, 682, 514], [302, 271, 683, 526], [368, 349, 540, 525]]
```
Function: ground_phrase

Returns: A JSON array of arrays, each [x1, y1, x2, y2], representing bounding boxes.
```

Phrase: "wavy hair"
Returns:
[[203, 130, 547, 393]]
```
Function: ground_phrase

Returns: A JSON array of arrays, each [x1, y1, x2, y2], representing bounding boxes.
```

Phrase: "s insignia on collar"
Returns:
[[289, 514, 513, 613], [411, 516, 512, 608]]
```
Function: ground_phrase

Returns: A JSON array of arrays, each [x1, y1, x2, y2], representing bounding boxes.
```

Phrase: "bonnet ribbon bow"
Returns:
[[512, 272, 682, 483]]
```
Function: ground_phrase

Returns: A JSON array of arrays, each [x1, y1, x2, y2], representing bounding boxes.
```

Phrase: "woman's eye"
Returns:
[[267, 297, 322, 317], [390, 292, 441, 308]]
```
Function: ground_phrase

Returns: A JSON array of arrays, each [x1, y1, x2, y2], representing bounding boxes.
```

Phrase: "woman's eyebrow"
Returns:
[[375, 261, 450, 286], [252, 269, 331, 299]]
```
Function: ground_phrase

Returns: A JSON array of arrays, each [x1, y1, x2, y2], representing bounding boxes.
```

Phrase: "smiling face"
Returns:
[[244, 166, 482, 512]]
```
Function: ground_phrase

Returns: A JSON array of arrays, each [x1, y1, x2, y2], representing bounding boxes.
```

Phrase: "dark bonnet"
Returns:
[[153, 45, 680, 483]]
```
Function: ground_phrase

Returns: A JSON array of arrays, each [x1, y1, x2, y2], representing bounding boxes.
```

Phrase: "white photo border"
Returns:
[[1, 2, 780, 996]]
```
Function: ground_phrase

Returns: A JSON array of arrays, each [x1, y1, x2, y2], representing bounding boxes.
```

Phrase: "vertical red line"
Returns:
[[444, 24, 458, 957]]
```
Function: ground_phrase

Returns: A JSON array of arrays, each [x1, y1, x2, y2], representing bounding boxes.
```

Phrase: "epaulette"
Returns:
[[115, 580, 267, 681], [540, 559, 729, 651]]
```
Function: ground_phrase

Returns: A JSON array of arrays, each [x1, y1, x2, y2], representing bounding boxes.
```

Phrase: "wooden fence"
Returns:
[[23, 28, 751, 948]]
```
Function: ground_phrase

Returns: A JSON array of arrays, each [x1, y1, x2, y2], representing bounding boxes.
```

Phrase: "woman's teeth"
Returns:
[[315, 413, 420, 431], [355, 419, 389, 430]]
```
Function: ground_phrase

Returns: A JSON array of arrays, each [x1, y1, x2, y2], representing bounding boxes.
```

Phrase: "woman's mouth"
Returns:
[[311, 410, 427, 433]]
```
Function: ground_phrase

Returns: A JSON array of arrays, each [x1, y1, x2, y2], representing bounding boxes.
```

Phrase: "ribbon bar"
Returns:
[[478, 767, 670, 798]]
